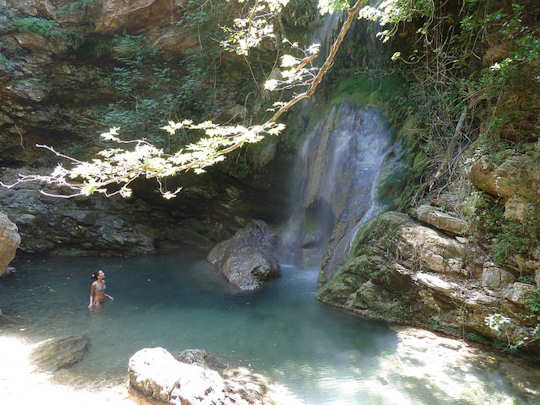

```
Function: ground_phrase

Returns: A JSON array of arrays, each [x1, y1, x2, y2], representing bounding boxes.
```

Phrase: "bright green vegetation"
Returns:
[[11, 17, 62, 39], [58, 0, 101, 16], [464, 191, 539, 264], [318, 213, 407, 314], [524, 290, 540, 322], [320, 0, 539, 211]]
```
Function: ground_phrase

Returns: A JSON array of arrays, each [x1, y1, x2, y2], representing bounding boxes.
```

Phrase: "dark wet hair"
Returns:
[[91, 270, 103, 280]]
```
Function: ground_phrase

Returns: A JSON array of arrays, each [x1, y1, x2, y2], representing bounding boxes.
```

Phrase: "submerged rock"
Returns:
[[208, 221, 281, 290], [129, 347, 290, 405], [369, 327, 540, 404], [30, 335, 90, 372], [0, 212, 20, 277]]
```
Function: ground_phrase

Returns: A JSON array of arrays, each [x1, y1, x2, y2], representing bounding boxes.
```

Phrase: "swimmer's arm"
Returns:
[[88, 283, 96, 308], [105, 294, 114, 302]]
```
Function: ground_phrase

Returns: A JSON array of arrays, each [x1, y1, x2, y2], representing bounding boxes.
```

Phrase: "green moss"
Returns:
[[464, 191, 539, 264], [524, 290, 540, 323], [59, 0, 101, 16], [329, 73, 407, 114], [318, 212, 409, 307], [11, 17, 62, 39]]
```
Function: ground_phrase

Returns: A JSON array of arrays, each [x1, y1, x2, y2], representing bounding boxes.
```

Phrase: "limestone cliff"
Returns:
[[0, 0, 286, 255], [316, 131, 539, 353]]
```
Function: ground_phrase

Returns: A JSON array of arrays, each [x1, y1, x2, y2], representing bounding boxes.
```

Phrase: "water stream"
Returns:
[[0, 253, 535, 404]]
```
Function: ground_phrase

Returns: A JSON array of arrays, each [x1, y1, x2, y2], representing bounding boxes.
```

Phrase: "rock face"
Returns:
[[0, 1, 284, 257], [470, 155, 540, 224], [470, 156, 539, 202], [30, 335, 90, 372], [318, 211, 540, 353], [0, 211, 20, 277], [129, 347, 285, 405], [0, 168, 278, 256], [208, 221, 281, 290], [95, 0, 176, 34], [410, 204, 467, 236]]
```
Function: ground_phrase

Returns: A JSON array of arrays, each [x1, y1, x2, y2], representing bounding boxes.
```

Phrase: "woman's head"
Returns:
[[91, 270, 105, 280]]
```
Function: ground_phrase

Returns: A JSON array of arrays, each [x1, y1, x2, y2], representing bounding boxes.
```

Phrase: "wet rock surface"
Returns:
[[0, 211, 20, 276], [0, 1, 286, 257], [129, 347, 291, 405], [318, 211, 540, 354], [208, 221, 281, 290], [0, 167, 279, 256], [30, 335, 90, 372]]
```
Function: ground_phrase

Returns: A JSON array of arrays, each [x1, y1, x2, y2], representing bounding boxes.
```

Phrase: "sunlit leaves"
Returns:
[[0, 0, 367, 200], [318, 0, 350, 15], [263, 40, 320, 94], [357, 0, 435, 42], [221, 0, 290, 55], [7, 119, 287, 199]]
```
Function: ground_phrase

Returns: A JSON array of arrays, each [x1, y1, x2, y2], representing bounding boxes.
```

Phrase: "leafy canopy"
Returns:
[[1, 0, 417, 199]]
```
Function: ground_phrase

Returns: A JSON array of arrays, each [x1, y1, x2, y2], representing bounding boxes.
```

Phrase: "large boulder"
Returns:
[[129, 347, 286, 405], [208, 221, 281, 290], [470, 156, 539, 224], [0, 212, 20, 277], [318, 211, 540, 353], [30, 335, 90, 372]]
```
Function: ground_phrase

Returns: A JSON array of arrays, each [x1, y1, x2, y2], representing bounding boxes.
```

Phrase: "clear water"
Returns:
[[0, 253, 533, 404]]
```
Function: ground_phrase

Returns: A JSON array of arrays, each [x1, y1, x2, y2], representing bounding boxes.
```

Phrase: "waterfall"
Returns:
[[280, 103, 395, 284], [277, 9, 402, 285]]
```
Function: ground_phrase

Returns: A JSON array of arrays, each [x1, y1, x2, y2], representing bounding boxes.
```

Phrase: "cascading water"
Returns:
[[278, 9, 399, 285], [279, 102, 396, 283]]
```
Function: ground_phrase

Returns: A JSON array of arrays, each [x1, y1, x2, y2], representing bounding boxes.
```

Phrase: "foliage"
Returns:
[[330, 0, 539, 209], [177, 0, 226, 31], [3, 0, 537, 206], [485, 313, 511, 334], [524, 290, 540, 323], [463, 191, 537, 264], [280, 0, 319, 28], [11, 17, 62, 39], [2, 0, 366, 198], [221, 0, 293, 55]]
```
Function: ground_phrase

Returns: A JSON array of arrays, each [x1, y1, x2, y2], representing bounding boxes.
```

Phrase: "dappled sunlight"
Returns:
[[356, 328, 525, 405], [0, 335, 135, 405], [1, 256, 537, 404]]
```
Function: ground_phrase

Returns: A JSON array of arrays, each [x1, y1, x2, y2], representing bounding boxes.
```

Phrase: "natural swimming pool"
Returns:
[[0, 252, 535, 404]]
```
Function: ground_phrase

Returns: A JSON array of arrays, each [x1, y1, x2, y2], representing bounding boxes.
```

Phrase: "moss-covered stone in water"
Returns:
[[318, 212, 407, 309]]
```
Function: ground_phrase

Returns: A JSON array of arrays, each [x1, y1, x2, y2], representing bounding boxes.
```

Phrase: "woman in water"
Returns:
[[88, 270, 114, 309]]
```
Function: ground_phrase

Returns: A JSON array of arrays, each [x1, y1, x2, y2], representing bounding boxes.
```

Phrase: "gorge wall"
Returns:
[[0, 0, 290, 256], [0, 0, 538, 356]]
